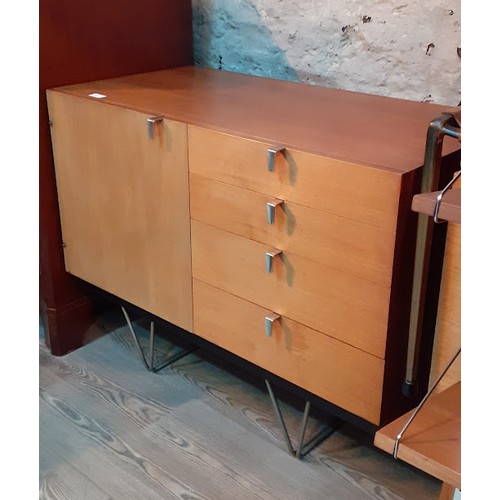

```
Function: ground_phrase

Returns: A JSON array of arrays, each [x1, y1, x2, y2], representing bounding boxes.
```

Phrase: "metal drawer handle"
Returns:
[[267, 199, 284, 224], [147, 116, 164, 139], [267, 145, 286, 172], [265, 313, 281, 337], [266, 249, 282, 273]]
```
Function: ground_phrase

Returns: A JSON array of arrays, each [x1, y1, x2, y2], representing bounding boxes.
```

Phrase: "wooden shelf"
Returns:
[[374, 381, 461, 489], [399, 129, 461, 498], [411, 188, 461, 224]]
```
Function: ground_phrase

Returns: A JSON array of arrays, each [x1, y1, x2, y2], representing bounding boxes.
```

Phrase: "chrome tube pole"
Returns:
[[403, 112, 460, 397]]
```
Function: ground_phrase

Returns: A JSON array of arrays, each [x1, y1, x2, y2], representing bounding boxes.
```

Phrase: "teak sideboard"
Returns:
[[47, 67, 460, 427]]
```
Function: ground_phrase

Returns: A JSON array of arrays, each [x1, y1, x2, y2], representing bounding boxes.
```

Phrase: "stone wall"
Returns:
[[192, 0, 461, 105]]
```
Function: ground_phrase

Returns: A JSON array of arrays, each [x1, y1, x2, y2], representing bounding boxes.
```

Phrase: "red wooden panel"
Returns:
[[39, 0, 192, 354]]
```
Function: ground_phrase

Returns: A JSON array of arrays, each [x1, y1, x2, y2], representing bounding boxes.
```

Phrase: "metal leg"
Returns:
[[265, 379, 341, 459], [150, 346, 198, 373], [121, 306, 197, 373], [149, 321, 155, 372], [394, 347, 461, 459], [265, 379, 295, 455], [121, 306, 150, 370], [295, 400, 311, 458]]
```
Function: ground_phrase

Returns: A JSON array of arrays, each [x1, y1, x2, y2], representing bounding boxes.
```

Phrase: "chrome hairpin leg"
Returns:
[[121, 306, 196, 373], [265, 379, 341, 459], [394, 346, 461, 459]]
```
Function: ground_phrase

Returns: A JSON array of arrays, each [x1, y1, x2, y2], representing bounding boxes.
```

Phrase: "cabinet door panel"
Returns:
[[47, 92, 193, 331], [192, 220, 390, 358], [188, 125, 401, 231], [193, 280, 384, 424]]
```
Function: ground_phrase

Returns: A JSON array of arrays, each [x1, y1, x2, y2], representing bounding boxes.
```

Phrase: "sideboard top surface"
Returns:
[[51, 66, 459, 174]]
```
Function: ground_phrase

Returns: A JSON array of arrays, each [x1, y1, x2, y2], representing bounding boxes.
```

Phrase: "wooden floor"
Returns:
[[39, 308, 441, 500]]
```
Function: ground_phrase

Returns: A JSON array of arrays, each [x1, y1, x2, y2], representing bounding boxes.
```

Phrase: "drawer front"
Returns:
[[190, 173, 395, 287], [193, 280, 384, 424], [191, 220, 390, 358], [188, 126, 401, 231]]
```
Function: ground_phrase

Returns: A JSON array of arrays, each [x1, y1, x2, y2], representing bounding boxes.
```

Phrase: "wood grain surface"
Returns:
[[411, 189, 461, 225], [189, 126, 402, 231], [438, 482, 457, 500], [40, 313, 442, 499], [374, 382, 461, 489], [193, 279, 385, 424], [190, 173, 395, 286], [430, 223, 461, 392], [47, 92, 193, 331], [191, 220, 390, 358], [50, 66, 459, 174]]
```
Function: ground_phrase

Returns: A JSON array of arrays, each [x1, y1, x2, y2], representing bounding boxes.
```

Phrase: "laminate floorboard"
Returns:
[[39, 310, 441, 499], [40, 390, 190, 500], [40, 463, 112, 500]]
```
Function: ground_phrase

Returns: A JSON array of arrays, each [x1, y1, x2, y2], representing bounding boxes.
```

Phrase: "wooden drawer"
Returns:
[[191, 220, 390, 358], [193, 280, 384, 424], [188, 126, 402, 231], [190, 173, 395, 287]]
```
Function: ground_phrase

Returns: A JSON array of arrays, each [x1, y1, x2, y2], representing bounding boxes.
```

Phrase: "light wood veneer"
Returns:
[[47, 67, 461, 428], [188, 126, 401, 231], [374, 382, 460, 487], [430, 224, 461, 391], [52, 66, 458, 174], [191, 220, 390, 359], [189, 173, 395, 286], [47, 92, 193, 331], [193, 280, 385, 424]]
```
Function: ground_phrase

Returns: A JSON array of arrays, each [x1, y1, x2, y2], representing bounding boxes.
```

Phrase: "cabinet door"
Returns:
[[47, 92, 193, 331]]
